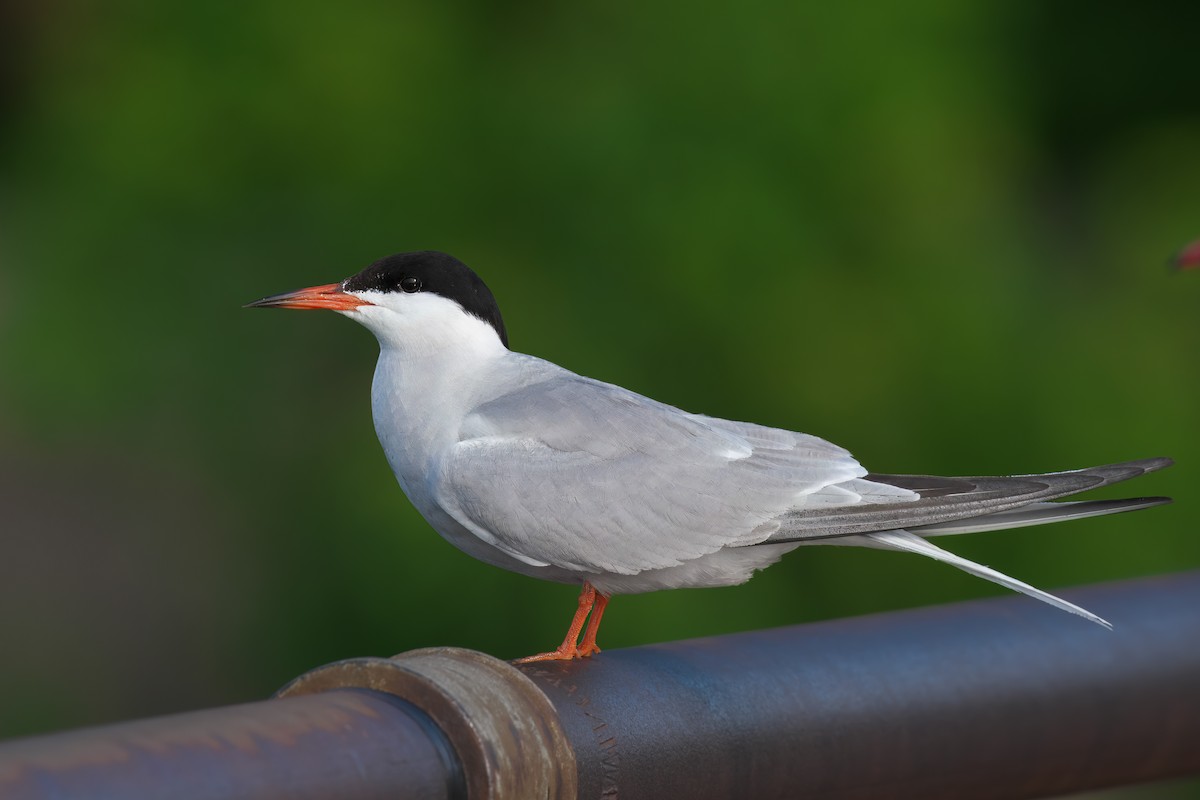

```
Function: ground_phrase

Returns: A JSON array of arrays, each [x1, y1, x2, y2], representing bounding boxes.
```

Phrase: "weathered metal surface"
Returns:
[[517, 570, 1200, 800], [0, 688, 458, 800], [278, 647, 576, 800]]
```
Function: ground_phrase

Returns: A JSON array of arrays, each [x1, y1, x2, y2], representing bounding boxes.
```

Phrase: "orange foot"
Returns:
[[576, 641, 602, 658], [514, 645, 587, 664], [513, 582, 610, 663], [575, 592, 608, 658]]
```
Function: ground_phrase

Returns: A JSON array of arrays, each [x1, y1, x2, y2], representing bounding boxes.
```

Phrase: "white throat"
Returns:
[[349, 293, 508, 496]]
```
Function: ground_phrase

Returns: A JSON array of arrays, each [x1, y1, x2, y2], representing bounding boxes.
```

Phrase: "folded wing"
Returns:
[[436, 374, 878, 574]]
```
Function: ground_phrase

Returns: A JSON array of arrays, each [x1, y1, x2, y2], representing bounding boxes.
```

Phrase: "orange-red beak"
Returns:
[[244, 283, 373, 311]]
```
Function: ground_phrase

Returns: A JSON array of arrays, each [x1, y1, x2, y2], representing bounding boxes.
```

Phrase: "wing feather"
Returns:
[[436, 375, 866, 574], [768, 457, 1173, 542]]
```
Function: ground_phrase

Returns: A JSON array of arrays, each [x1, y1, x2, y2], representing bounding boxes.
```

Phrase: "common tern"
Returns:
[[248, 251, 1173, 662]]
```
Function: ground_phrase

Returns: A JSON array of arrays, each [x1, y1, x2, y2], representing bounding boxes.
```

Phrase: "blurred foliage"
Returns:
[[1, 1, 1198, 778]]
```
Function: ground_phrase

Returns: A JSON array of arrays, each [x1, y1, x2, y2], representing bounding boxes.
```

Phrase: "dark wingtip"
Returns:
[[1133, 456, 1174, 473], [1104, 495, 1174, 509], [1080, 456, 1174, 476]]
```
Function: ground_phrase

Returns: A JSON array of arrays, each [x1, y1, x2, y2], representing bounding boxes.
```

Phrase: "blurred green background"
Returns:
[[1, 0, 1198, 774]]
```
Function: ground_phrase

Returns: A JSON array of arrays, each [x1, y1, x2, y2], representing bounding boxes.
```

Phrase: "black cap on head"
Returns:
[[343, 251, 508, 346]]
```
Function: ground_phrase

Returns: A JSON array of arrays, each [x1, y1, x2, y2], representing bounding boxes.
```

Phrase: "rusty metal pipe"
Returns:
[[1, 571, 1198, 799]]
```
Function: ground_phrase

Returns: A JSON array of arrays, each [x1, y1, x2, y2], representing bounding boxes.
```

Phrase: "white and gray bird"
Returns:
[[248, 251, 1172, 662]]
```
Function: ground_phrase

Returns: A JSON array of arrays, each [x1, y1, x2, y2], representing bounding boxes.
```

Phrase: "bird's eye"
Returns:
[[400, 276, 422, 293]]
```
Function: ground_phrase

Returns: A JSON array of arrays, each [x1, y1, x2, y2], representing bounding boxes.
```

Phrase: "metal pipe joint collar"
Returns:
[[277, 648, 577, 800]]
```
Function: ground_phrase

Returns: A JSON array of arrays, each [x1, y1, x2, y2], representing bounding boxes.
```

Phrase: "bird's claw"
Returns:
[[514, 643, 601, 663], [514, 647, 581, 664]]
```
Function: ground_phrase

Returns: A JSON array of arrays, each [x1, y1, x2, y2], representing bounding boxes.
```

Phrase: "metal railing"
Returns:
[[2, 571, 1199, 799]]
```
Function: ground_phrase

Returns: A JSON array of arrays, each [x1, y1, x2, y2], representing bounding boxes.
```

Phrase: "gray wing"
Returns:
[[434, 374, 874, 575], [767, 457, 1173, 542]]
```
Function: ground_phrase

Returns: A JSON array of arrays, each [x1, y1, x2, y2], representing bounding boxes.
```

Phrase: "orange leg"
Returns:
[[515, 582, 606, 663], [576, 591, 609, 657]]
